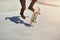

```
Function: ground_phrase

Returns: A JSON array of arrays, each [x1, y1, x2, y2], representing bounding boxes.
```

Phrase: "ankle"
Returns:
[[28, 7, 34, 12]]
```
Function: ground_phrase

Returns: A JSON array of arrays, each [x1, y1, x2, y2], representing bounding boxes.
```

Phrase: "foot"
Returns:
[[20, 13, 26, 19], [28, 7, 34, 12], [20, 8, 26, 19]]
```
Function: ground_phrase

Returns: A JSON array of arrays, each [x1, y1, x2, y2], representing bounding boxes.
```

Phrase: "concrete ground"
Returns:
[[0, 0, 60, 40]]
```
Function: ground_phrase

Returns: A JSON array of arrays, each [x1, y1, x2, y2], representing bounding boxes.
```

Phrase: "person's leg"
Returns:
[[20, 0, 26, 19], [28, 0, 37, 12]]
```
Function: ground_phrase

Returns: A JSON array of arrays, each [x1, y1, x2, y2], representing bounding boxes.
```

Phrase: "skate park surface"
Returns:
[[0, 0, 60, 40]]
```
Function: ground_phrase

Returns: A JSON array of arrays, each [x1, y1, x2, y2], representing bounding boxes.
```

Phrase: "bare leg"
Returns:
[[28, 0, 37, 12], [20, 0, 26, 19]]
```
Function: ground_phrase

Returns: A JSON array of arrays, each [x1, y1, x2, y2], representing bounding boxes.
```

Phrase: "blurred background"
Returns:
[[0, 0, 60, 12]]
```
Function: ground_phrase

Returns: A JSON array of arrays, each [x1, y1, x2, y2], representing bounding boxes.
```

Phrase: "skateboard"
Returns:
[[30, 7, 40, 24]]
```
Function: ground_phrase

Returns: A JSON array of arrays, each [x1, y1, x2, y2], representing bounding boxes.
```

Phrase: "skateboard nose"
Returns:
[[34, 7, 40, 12]]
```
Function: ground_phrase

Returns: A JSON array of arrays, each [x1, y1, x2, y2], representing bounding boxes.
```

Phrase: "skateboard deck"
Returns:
[[30, 7, 40, 24]]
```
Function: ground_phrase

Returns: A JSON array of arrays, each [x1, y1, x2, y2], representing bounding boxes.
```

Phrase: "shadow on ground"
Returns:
[[5, 16, 32, 27]]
